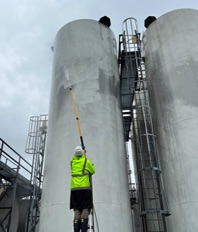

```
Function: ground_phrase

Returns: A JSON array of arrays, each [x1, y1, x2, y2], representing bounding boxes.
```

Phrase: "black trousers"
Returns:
[[70, 189, 93, 210]]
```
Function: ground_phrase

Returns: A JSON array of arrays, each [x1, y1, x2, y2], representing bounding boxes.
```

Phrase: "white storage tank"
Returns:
[[144, 8, 198, 232], [39, 19, 133, 231]]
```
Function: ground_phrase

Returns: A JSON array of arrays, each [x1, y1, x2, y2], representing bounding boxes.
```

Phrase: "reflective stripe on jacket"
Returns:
[[70, 155, 95, 190]]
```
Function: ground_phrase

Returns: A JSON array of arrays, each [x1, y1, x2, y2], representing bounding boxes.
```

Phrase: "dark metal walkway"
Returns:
[[0, 138, 34, 197], [118, 35, 139, 142]]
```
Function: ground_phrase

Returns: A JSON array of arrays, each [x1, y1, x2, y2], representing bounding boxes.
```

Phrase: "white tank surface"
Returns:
[[39, 19, 133, 231], [144, 9, 198, 232]]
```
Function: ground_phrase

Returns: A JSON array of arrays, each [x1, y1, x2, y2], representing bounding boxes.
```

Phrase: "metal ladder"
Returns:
[[122, 18, 171, 232], [88, 176, 96, 232], [25, 114, 48, 232]]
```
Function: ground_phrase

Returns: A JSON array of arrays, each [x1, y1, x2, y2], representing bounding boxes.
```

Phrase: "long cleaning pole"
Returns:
[[65, 69, 85, 151], [69, 86, 85, 151]]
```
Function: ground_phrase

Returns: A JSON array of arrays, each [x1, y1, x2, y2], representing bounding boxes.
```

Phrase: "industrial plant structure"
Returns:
[[0, 8, 198, 232]]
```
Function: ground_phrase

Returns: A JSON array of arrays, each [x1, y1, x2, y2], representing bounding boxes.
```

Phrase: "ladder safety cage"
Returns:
[[25, 114, 48, 232], [118, 18, 141, 211], [121, 18, 171, 232], [118, 18, 141, 142]]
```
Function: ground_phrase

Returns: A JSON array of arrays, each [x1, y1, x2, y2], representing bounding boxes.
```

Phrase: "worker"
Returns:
[[70, 146, 95, 232]]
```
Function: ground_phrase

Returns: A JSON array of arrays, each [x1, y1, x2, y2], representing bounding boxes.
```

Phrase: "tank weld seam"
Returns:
[[169, 200, 198, 206], [93, 201, 130, 206], [42, 202, 67, 206], [148, 52, 198, 75], [160, 116, 198, 130]]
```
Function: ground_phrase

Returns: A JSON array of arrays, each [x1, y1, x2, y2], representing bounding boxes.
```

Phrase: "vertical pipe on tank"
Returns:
[[144, 9, 198, 232], [39, 19, 133, 231]]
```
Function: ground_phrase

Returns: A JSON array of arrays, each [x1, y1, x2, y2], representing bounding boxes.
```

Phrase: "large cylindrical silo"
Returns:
[[144, 9, 198, 232], [39, 19, 133, 231]]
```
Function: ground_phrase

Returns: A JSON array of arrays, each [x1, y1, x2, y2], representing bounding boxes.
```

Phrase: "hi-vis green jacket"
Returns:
[[70, 155, 95, 190]]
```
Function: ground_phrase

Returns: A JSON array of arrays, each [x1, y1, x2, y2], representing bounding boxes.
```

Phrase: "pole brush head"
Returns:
[[65, 68, 70, 82], [63, 68, 74, 89]]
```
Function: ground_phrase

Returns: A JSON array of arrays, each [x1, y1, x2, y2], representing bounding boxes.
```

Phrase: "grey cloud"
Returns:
[[0, 0, 197, 156]]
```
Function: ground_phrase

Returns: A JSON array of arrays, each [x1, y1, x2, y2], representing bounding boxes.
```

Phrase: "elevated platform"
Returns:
[[0, 138, 36, 198], [0, 161, 34, 197]]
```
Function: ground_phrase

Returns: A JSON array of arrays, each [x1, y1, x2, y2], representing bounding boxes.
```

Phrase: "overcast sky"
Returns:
[[0, 0, 198, 161]]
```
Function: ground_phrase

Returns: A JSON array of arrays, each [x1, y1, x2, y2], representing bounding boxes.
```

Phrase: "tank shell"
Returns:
[[39, 19, 133, 231], [144, 9, 198, 232], [17, 199, 30, 232], [0, 188, 19, 232]]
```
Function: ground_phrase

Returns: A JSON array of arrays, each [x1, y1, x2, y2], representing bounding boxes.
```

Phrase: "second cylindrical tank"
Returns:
[[144, 8, 198, 232]]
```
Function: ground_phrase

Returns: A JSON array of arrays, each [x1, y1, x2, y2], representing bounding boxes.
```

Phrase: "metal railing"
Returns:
[[0, 138, 32, 181], [0, 138, 34, 231]]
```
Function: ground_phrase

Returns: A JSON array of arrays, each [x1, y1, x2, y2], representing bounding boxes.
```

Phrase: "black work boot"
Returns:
[[81, 218, 88, 232], [74, 219, 81, 232]]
